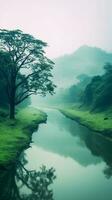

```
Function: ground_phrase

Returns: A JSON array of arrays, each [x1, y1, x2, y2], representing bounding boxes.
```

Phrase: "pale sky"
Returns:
[[0, 0, 112, 58]]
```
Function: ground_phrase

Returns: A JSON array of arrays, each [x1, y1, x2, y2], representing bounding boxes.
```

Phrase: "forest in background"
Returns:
[[36, 45, 112, 114]]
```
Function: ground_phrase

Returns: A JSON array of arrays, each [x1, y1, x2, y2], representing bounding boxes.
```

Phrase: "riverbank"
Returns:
[[0, 107, 47, 166], [60, 107, 112, 139]]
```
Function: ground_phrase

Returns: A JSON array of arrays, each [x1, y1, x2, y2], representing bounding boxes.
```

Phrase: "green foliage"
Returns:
[[51, 74, 91, 104], [82, 63, 112, 111], [0, 107, 47, 164], [60, 63, 112, 137], [0, 66, 31, 108], [0, 29, 55, 118], [0, 29, 55, 97], [83, 75, 102, 107], [60, 106, 112, 137]]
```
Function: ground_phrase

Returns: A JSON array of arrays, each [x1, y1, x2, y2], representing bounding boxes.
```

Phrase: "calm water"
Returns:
[[24, 108, 112, 200], [1, 108, 112, 200]]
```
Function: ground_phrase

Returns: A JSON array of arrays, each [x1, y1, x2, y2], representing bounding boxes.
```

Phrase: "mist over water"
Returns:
[[24, 108, 112, 200], [0, 1, 112, 199]]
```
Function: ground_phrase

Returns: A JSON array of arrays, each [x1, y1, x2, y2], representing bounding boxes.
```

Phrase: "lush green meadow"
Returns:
[[0, 107, 47, 165], [60, 106, 112, 139]]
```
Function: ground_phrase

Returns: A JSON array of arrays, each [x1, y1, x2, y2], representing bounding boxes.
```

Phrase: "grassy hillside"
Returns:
[[60, 106, 112, 139], [0, 107, 47, 165], [59, 62, 112, 140]]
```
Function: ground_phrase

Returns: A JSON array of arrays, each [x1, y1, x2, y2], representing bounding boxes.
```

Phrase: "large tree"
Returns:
[[0, 29, 55, 119]]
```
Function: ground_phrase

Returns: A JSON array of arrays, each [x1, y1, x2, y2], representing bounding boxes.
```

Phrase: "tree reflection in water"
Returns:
[[103, 165, 112, 179], [60, 118, 112, 179], [0, 155, 56, 200]]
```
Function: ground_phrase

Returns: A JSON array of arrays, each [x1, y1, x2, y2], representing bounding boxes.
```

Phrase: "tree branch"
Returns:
[[15, 44, 28, 64], [16, 173, 34, 191], [15, 72, 36, 89], [16, 89, 29, 101], [16, 51, 34, 73], [15, 92, 34, 105]]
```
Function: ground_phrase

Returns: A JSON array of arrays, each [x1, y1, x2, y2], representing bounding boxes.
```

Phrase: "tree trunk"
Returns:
[[9, 71, 16, 119], [9, 102, 15, 119]]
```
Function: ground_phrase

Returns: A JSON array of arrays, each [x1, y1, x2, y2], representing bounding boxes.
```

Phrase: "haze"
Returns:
[[0, 0, 112, 58]]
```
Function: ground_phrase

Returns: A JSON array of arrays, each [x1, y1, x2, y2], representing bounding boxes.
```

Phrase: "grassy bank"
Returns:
[[60, 106, 112, 138], [0, 107, 47, 165]]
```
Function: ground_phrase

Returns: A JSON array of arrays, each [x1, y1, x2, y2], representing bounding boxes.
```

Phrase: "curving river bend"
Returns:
[[24, 108, 112, 200]]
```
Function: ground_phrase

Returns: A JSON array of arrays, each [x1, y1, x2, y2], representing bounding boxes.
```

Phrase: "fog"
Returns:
[[0, 0, 112, 58], [0, 0, 112, 104]]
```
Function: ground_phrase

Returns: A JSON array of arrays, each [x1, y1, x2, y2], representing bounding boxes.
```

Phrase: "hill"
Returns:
[[53, 45, 112, 87]]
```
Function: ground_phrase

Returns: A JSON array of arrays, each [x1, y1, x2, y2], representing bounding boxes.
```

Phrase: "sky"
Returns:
[[0, 0, 112, 58]]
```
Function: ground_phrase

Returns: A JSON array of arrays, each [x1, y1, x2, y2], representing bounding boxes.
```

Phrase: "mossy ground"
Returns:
[[60, 105, 112, 138], [0, 107, 47, 165]]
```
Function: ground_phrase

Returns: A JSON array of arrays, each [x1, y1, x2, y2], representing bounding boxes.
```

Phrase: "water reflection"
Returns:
[[22, 109, 112, 200], [62, 116, 112, 178], [0, 154, 56, 200], [33, 109, 112, 177]]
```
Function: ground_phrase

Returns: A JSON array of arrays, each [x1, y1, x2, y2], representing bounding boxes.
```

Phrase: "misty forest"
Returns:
[[0, 1, 112, 200]]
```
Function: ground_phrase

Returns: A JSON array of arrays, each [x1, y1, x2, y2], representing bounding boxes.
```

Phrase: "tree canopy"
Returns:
[[0, 29, 55, 118], [81, 63, 112, 110]]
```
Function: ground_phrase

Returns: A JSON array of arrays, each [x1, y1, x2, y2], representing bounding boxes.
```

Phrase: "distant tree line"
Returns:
[[83, 63, 112, 111], [55, 63, 112, 111]]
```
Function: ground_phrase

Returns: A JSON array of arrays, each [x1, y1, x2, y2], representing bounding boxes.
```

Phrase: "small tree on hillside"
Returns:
[[0, 29, 55, 119]]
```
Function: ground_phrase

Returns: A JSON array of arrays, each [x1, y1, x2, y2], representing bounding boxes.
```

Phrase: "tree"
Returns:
[[104, 62, 112, 74], [0, 29, 55, 119], [0, 154, 56, 200], [0, 62, 9, 107]]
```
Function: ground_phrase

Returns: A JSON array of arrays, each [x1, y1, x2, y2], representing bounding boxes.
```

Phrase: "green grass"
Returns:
[[60, 106, 112, 138], [0, 107, 47, 165]]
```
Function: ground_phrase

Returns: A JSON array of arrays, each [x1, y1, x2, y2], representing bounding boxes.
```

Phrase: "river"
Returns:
[[24, 108, 112, 200], [1, 108, 112, 200]]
